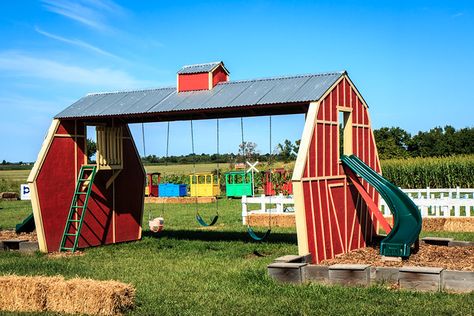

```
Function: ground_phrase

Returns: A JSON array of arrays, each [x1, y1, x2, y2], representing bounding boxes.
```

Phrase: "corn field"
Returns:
[[381, 155, 474, 189]]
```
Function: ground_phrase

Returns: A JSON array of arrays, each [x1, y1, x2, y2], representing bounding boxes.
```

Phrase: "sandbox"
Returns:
[[0, 230, 38, 252], [268, 238, 474, 293]]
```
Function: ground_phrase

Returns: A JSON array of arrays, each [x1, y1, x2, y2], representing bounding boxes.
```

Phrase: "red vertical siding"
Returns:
[[212, 66, 228, 87], [35, 120, 144, 252], [300, 76, 381, 264]]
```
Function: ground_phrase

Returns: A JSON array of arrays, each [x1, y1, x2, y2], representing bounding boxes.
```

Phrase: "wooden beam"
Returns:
[[106, 169, 122, 189], [292, 102, 319, 181], [343, 165, 392, 234], [27, 119, 60, 252]]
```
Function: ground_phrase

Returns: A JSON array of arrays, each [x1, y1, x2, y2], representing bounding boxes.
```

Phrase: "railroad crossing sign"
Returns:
[[246, 161, 259, 197], [246, 161, 259, 173]]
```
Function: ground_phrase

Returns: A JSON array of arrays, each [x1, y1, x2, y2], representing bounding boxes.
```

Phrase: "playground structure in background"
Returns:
[[263, 168, 293, 196], [189, 173, 220, 197], [225, 171, 253, 198], [26, 61, 421, 261], [145, 172, 161, 197]]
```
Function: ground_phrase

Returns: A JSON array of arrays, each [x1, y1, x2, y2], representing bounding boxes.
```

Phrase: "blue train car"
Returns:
[[158, 183, 187, 197]]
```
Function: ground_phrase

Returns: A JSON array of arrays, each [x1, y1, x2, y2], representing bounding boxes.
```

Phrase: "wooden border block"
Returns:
[[328, 264, 371, 286], [301, 265, 329, 283], [375, 267, 399, 284], [442, 270, 474, 293], [274, 255, 304, 263], [448, 240, 474, 247], [422, 237, 453, 246], [399, 266, 444, 292], [19, 242, 39, 252], [2, 239, 28, 251], [268, 262, 307, 284]]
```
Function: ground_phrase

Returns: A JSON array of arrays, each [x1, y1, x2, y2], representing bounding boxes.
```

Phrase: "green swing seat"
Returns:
[[196, 213, 219, 227], [247, 227, 271, 241]]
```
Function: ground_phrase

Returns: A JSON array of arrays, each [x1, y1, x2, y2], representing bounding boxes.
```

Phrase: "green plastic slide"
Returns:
[[341, 155, 422, 257], [15, 213, 35, 234]]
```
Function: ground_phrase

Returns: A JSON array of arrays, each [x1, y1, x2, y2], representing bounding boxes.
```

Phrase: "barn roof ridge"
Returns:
[[177, 61, 228, 74], [55, 70, 347, 120], [83, 70, 346, 96], [217, 70, 346, 85]]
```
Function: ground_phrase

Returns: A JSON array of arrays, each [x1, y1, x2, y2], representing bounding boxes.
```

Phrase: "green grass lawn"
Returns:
[[0, 199, 473, 315]]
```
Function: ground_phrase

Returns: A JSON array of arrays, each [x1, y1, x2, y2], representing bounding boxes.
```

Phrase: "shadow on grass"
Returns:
[[143, 229, 297, 244]]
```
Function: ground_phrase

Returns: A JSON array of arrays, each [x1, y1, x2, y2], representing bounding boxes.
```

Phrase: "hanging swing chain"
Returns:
[[142, 121, 152, 221], [190, 120, 199, 211], [268, 115, 273, 229], [216, 118, 220, 213], [190, 120, 196, 172], [159, 121, 171, 218], [141, 122, 146, 158], [240, 117, 245, 162], [166, 121, 170, 163]]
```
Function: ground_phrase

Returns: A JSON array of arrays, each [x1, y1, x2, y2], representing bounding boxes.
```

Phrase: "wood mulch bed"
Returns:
[[0, 230, 37, 241], [320, 244, 474, 271]]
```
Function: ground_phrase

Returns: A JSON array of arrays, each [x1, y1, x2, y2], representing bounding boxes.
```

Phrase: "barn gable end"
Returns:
[[293, 74, 381, 263]]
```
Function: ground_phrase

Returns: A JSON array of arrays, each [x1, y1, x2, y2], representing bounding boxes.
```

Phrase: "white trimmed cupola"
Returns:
[[176, 61, 230, 92]]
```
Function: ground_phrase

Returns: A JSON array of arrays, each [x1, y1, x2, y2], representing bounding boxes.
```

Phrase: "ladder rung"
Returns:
[[72, 205, 84, 208], [76, 192, 88, 195], [60, 247, 74, 251], [65, 233, 77, 236], [68, 219, 80, 222]]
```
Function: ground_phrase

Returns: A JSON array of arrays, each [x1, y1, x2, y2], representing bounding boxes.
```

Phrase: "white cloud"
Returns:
[[34, 26, 121, 60], [451, 12, 464, 18], [0, 51, 149, 90], [41, 0, 125, 31]]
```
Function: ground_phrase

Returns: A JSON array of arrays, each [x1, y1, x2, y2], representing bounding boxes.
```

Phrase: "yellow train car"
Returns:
[[189, 173, 220, 197]]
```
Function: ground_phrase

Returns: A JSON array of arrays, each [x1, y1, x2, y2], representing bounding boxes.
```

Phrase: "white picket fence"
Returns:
[[241, 194, 294, 225], [241, 188, 474, 225], [380, 187, 474, 218]]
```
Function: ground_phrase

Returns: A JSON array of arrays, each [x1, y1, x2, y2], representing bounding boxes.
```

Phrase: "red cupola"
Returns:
[[177, 61, 229, 92]]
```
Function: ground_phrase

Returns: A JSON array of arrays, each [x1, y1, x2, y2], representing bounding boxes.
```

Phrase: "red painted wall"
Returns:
[[212, 66, 228, 87], [36, 120, 144, 251], [178, 72, 209, 92], [301, 77, 381, 263]]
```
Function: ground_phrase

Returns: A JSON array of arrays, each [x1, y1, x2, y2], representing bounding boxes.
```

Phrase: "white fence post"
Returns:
[[242, 196, 247, 225]]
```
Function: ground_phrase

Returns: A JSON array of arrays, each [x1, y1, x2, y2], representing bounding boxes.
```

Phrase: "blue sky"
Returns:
[[0, 0, 473, 161]]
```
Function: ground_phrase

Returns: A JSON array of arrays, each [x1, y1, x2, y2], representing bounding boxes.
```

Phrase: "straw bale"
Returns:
[[0, 275, 135, 315], [46, 277, 135, 315], [422, 218, 446, 231], [0, 192, 19, 200], [0, 275, 60, 312], [247, 213, 295, 227], [443, 218, 474, 232]]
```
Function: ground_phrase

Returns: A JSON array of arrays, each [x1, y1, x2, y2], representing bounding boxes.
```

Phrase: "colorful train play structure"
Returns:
[[27, 61, 421, 261]]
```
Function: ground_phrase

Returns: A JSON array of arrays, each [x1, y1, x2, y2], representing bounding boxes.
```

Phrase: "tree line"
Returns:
[[2, 125, 471, 166], [373, 125, 474, 160]]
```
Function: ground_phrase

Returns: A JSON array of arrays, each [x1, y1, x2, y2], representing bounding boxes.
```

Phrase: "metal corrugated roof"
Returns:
[[177, 61, 223, 74], [55, 71, 344, 120]]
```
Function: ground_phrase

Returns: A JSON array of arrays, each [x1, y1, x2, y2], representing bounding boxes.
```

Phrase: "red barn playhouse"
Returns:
[[28, 61, 419, 261]]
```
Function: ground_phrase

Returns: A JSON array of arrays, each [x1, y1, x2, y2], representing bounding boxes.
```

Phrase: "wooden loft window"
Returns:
[[96, 126, 123, 170]]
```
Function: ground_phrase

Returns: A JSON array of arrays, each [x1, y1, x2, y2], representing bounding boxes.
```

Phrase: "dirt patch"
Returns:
[[46, 251, 85, 259], [320, 244, 474, 271], [0, 230, 37, 241]]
